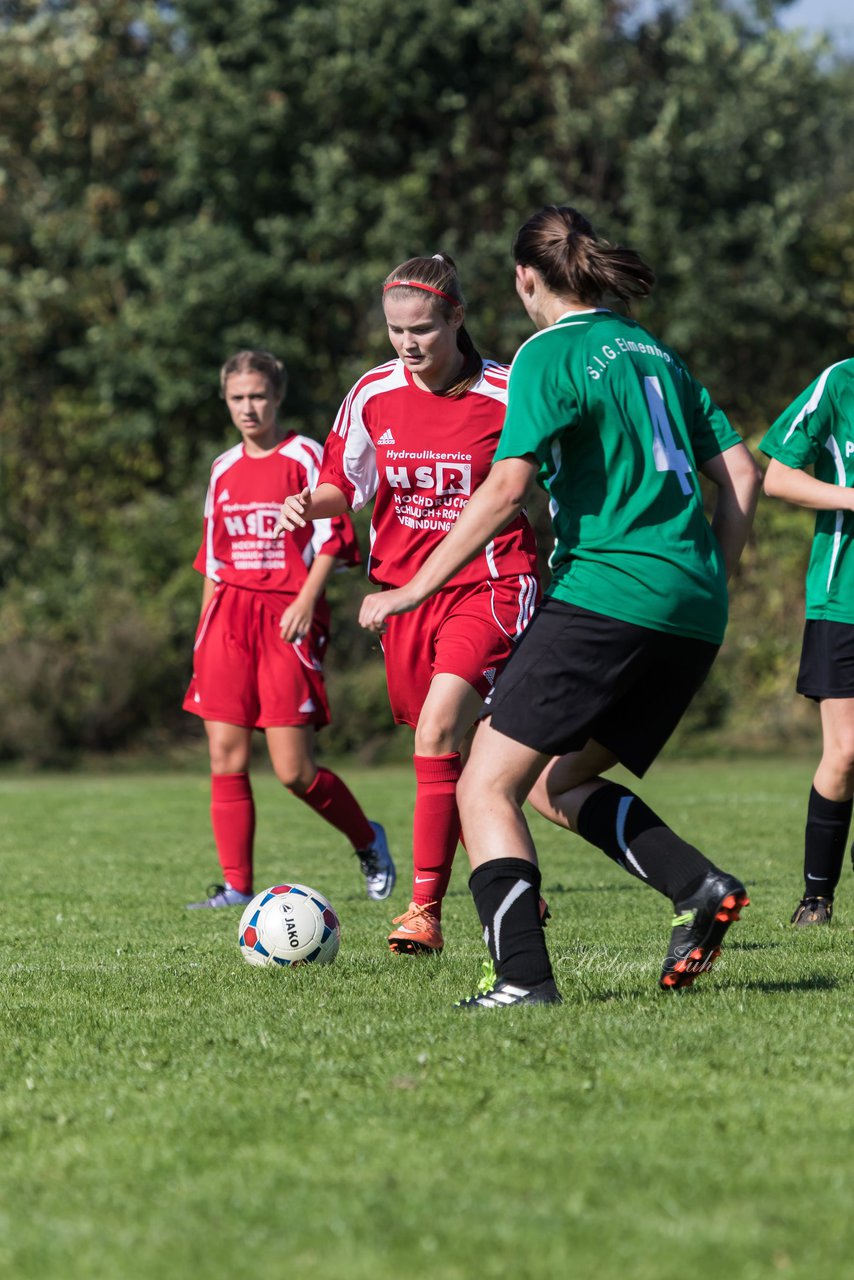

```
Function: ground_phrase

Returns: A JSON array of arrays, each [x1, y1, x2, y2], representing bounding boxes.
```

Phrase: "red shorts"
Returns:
[[381, 575, 539, 728], [183, 585, 331, 730]]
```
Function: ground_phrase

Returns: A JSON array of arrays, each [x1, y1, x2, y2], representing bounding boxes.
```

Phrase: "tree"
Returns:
[[1, 0, 852, 760]]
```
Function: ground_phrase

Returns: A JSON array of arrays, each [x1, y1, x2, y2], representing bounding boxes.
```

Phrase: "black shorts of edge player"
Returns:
[[797, 619, 854, 700], [481, 598, 719, 777]]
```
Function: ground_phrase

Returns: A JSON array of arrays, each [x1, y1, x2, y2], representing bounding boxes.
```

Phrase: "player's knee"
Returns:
[[456, 767, 477, 823], [279, 768, 306, 792], [823, 742, 854, 790], [527, 772, 551, 817], [414, 719, 459, 757], [277, 761, 316, 793], [208, 744, 250, 774], [457, 760, 493, 821]]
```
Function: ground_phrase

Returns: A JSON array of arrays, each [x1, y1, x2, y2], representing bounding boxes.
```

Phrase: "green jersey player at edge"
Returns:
[[360, 204, 761, 1009], [761, 359, 854, 929]]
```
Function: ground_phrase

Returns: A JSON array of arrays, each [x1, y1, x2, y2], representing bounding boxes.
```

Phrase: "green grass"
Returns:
[[1, 759, 852, 1280]]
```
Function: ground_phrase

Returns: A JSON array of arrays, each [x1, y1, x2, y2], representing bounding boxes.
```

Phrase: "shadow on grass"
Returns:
[[742, 975, 840, 993], [586, 972, 839, 1001], [590, 989, 646, 1003]]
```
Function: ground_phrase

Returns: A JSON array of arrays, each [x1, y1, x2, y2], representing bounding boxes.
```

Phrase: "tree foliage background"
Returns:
[[1, 0, 853, 764]]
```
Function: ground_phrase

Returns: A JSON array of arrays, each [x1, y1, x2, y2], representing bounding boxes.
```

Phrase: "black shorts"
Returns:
[[481, 598, 719, 777], [797, 620, 854, 700]]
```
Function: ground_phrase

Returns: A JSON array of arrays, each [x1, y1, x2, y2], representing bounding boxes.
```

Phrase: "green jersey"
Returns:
[[759, 358, 854, 624], [493, 309, 741, 644]]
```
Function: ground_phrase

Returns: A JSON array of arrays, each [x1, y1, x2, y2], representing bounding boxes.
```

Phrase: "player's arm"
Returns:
[[274, 483, 349, 537], [280, 553, 338, 642], [700, 442, 762, 580], [763, 457, 854, 512], [199, 576, 216, 616], [359, 456, 538, 633]]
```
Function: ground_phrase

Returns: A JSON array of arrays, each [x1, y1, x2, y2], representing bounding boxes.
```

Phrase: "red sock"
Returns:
[[296, 767, 375, 850], [411, 753, 463, 919], [210, 772, 255, 895]]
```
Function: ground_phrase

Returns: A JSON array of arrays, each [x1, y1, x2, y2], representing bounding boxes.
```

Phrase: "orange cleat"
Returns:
[[659, 871, 749, 991], [388, 901, 444, 955]]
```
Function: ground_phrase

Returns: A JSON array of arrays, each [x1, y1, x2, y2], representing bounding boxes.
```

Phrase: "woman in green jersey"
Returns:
[[761, 359, 854, 927], [360, 204, 761, 1008]]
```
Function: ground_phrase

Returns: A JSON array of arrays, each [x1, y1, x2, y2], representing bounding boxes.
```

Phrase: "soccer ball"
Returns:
[[238, 884, 340, 968]]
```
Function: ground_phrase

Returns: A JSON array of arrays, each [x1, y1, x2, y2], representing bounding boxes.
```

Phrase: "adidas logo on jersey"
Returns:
[[217, 488, 230, 503], [299, 698, 316, 713], [377, 429, 395, 446]]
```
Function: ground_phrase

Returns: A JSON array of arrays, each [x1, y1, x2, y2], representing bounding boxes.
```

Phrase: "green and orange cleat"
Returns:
[[660, 870, 749, 990]]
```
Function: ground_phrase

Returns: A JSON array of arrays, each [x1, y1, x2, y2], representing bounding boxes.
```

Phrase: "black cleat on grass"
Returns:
[[660, 870, 749, 991], [790, 895, 833, 926], [456, 977, 563, 1010]]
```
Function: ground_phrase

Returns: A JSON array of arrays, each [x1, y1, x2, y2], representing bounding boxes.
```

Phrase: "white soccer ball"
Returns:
[[238, 883, 340, 968]]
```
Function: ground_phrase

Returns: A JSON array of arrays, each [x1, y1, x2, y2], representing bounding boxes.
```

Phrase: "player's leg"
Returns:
[[258, 594, 394, 901], [454, 717, 562, 1007], [485, 600, 747, 991], [527, 740, 620, 825], [265, 724, 393, 901], [791, 697, 854, 924], [183, 586, 260, 908], [531, 742, 749, 986], [388, 673, 484, 954], [186, 720, 257, 908], [533, 690, 748, 986], [790, 620, 854, 924], [530, 741, 722, 901], [410, 673, 483, 911], [384, 583, 534, 955]]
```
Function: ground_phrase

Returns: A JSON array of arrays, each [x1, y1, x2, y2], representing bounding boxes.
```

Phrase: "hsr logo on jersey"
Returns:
[[223, 506, 280, 537], [384, 462, 472, 497]]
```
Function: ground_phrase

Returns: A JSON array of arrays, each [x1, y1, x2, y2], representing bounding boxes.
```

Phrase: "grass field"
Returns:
[[2, 758, 852, 1280]]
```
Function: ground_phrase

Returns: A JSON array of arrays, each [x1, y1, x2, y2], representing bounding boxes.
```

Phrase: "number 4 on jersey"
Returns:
[[645, 375, 693, 496]]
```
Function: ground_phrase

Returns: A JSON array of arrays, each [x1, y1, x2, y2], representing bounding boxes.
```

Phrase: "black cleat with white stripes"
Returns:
[[456, 977, 563, 1010]]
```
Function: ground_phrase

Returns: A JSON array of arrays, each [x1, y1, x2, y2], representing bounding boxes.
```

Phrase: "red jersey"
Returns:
[[318, 359, 539, 587], [194, 433, 360, 593]]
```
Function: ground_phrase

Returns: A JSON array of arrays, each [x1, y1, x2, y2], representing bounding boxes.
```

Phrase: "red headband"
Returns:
[[383, 280, 460, 305]]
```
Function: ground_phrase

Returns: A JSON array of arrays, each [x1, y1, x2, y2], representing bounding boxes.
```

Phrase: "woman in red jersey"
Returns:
[[275, 257, 539, 954], [184, 350, 394, 909]]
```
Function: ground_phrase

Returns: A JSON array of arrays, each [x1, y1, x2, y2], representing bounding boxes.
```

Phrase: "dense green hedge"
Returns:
[[1, 1, 852, 763]]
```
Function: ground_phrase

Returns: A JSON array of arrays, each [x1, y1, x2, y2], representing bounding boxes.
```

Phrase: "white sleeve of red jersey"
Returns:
[[319, 383, 379, 512], [291, 437, 336, 562], [285, 435, 361, 568], [319, 514, 362, 568], [192, 473, 216, 577]]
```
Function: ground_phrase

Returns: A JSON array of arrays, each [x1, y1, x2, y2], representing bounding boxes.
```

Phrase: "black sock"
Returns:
[[575, 782, 714, 905], [469, 858, 553, 987], [803, 786, 851, 898]]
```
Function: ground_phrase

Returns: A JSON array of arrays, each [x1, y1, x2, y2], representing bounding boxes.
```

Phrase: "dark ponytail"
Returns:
[[513, 206, 655, 307]]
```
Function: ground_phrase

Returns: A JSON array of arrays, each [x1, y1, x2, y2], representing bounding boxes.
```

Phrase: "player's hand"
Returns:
[[274, 486, 311, 538], [359, 588, 419, 635], [280, 597, 314, 643]]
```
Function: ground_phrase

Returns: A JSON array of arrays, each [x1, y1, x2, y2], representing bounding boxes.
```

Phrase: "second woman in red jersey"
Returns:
[[275, 257, 540, 954], [184, 350, 395, 909]]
